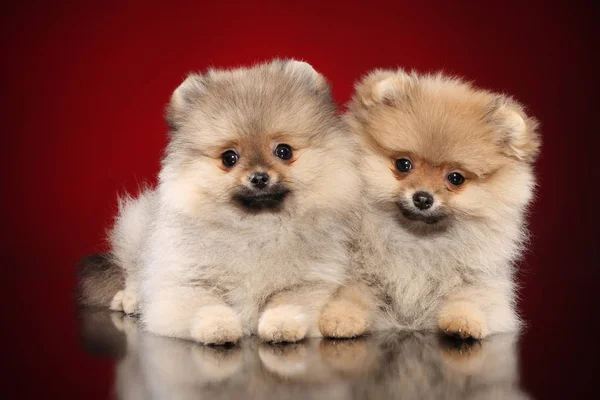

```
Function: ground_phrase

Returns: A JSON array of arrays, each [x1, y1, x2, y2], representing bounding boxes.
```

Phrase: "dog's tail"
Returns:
[[77, 253, 124, 308]]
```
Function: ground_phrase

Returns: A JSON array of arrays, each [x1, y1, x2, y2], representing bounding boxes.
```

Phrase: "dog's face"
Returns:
[[348, 70, 540, 230], [159, 60, 359, 218], [220, 141, 291, 211]]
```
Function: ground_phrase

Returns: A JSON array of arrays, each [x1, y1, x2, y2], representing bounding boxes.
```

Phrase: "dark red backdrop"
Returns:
[[1, 0, 597, 398]]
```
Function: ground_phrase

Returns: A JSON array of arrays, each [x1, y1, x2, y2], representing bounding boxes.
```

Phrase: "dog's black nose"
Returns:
[[249, 172, 270, 189], [412, 191, 434, 210]]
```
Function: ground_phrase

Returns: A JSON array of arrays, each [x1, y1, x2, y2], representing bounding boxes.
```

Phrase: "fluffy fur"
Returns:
[[90, 59, 362, 344], [320, 69, 540, 339]]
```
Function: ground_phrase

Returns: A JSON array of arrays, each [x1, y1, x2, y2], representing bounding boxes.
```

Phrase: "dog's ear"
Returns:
[[165, 73, 206, 130], [353, 69, 413, 107], [487, 96, 541, 163], [281, 59, 331, 94]]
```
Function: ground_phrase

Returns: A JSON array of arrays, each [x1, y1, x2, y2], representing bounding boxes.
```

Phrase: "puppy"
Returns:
[[79, 59, 361, 344], [319, 69, 540, 339]]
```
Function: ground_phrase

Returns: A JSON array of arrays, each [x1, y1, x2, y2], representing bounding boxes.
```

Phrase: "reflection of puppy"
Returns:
[[343, 332, 529, 400], [85, 310, 527, 400], [78, 59, 361, 344], [111, 316, 349, 400], [321, 70, 540, 339]]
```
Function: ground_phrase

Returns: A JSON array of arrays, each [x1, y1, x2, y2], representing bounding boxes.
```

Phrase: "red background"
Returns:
[[1, 0, 597, 398]]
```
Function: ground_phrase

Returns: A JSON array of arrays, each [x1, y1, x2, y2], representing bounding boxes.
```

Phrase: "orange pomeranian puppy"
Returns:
[[320, 70, 540, 339]]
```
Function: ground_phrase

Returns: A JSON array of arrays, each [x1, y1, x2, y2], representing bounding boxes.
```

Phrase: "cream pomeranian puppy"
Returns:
[[78, 59, 362, 344], [319, 70, 540, 339]]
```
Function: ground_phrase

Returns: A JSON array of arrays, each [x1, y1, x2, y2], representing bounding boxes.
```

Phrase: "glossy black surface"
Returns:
[[79, 309, 528, 400]]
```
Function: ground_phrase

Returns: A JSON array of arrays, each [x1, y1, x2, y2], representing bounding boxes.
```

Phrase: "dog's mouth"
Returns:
[[395, 202, 448, 225], [233, 187, 290, 211]]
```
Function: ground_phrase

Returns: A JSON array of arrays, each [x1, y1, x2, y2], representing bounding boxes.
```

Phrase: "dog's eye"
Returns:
[[395, 158, 412, 173], [221, 150, 239, 167], [275, 144, 293, 160], [447, 172, 465, 186]]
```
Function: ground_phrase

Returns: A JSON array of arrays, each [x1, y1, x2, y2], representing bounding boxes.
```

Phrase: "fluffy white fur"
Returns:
[[320, 69, 541, 339], [108, 59, 361, 344], [108, 191, 154, 314]]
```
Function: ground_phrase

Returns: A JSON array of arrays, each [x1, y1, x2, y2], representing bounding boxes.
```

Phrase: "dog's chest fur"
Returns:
[[145, 207, 350, 324], [355, 211, 520, 329]]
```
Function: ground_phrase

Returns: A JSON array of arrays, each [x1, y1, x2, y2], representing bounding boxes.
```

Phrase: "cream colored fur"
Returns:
[[320, 69, 540, 339], [108, 191, 155, 315], [108, 59, 361, 344]]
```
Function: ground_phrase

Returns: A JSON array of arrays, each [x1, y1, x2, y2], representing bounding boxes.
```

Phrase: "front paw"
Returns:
[[190, 305, 243, 345], [258, 305, 308, 343], [319, 300, 367, 338], [438, 302, 489, 339], [109, 290, 139, 315]]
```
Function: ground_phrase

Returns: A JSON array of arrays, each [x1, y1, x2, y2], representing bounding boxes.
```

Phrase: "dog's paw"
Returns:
[[109, 290, 138, 315], [258, 305, 308, 343], [319, 300, 367, 338], [121, 292, 138, 315], [190, 306, 243, 345], [438, 302, 489, 339], [109, 290, 124, 312]]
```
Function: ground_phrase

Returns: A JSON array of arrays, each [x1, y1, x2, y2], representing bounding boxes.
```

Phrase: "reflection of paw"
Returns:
[[258, 305, 308, 343], [191, 344, 243, 381], [438, 302, 489, 339], [258, 343, 309, 377], [319, 338, 369, 376], [319, 300, 367, 338], [109, 312, 139, 352], [111, 312, 137, 333], [439, 336, 484, 374], [109, 290, 138, 315], [110, 311, 125, 331], [190, 306, 243, 345]]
